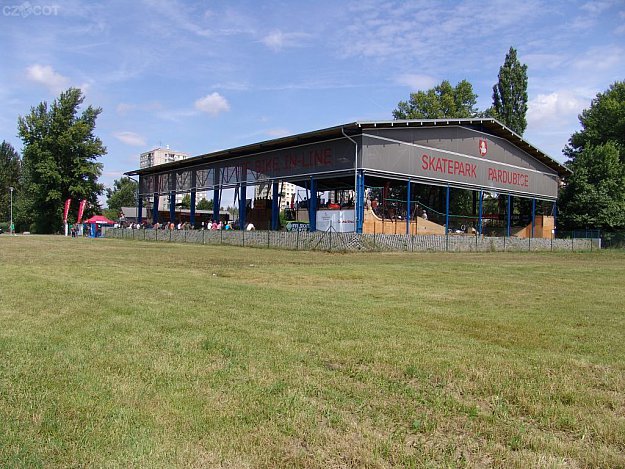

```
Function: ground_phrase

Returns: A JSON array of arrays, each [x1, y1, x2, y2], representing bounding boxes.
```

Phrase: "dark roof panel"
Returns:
[[125, 119, 570, 178]]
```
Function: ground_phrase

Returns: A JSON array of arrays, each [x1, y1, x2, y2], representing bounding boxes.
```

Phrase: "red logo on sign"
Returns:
[[479, 139, 488, 156]]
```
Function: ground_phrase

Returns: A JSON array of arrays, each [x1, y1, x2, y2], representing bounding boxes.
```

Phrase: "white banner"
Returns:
[[316, 209, 355, 232]]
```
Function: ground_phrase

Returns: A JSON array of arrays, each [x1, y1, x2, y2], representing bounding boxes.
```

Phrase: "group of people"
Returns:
[[200, 220, 233, 230], [118, 220, 240, 231]]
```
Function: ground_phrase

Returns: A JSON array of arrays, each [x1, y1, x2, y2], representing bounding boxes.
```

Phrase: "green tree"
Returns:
[[491, 47, 529, 135], [18, 88, 105, 233], [180, 194, 191, 209], [559, 81, 625, 230], [393, 80, 478, 119], [0, 141, 21, 223], [558, 142, 625, 229], [106, 177, 138, 214], [566, 81, 625, 156], [196, 197, 213, 210]]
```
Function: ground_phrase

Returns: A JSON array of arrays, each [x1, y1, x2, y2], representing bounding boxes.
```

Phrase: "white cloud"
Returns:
[[573, 45, 624, 71], [395, 74, 438, 90], [114, 131, 147, 147], [116, 103, 136, 114], [265, 128, 290, 138], [580, 1, 613, 15], [261, 30, 310, 51], [194, 92, 230, 116], [116, 101, 163, 115], [25, 64, 69, 93], [526, 91, 587, 129]]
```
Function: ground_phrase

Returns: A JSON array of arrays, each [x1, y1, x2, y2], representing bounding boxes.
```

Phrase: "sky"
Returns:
[[1, 0, 624, 203]]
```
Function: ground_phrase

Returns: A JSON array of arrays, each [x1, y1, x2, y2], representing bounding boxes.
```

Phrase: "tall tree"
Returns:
[[558, 142, 625, 229], [558, 81, 625, 230], [180, 194, 191, 209], [566, 81, 625, 156], [491, 47, 528, 135], [196, 197, 213, 211], [0, 141, 21, 222], [106, 177, 138, 214], [393, 80, 478, 119], [18, 88, 105, 233]]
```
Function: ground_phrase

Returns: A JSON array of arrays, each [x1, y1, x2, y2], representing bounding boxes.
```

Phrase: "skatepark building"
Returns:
[[126, 119, 569, 237]]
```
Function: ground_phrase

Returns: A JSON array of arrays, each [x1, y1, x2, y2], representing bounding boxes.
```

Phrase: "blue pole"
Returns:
[[478, 190, 483, 236], [309, 178, 317, 232], [406, 179, 411, 235], [152, 192, 159, 225], [507, 195, 511, 237], [553, 201, 557, 237], [190, 190, 196, 227], [189, 170, 197, 227], [169, 190, 175, 223], [356, 170, 364, 233], [445, 185, 450, 235], [271, 180, 279, 230], [239, 166, 247, 229], [213, 169, 220, 224], [531, 198, 536, 238], [137, 195, 143, 225]]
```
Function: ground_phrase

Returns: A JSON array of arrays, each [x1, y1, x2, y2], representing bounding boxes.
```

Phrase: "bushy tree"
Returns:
[[559, 81, 625, 230], [558, 142, 625, 229], [18, 88, 105, 233], [0, 141, 21, 222], [196, 197, 213, 210], [491, 47, 528, 135], [106, 177, 138, 213], [566, 81, 625, 155], [393, 80, 478, 119], [180, 194, 191, 209]]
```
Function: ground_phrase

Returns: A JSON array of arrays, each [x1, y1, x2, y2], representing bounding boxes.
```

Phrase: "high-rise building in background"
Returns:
[[254, 181, 298, 210], [140, 147, 201, 211]]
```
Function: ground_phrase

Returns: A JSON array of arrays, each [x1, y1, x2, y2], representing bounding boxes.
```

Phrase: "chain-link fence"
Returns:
[[104, 227, 606, 253]]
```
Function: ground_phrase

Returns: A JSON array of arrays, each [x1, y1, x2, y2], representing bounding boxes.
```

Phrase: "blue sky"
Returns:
[[1, 0, 624, 200]]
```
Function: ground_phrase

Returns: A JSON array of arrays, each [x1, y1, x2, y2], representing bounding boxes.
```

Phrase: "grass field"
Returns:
[[1, 236, 624, 468]]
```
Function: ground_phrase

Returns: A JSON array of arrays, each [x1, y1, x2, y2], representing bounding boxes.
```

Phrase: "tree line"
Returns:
[[0, 48, 623, 233]]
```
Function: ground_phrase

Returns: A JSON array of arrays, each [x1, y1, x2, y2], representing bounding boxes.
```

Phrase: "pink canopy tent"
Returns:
[[84, 215, 116, 225]]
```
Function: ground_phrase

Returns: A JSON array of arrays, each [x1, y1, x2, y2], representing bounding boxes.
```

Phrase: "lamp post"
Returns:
[[9, 186, 14, 235]]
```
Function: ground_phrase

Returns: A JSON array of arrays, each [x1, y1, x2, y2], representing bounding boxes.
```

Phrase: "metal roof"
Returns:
[[125, 118, 570, 178]]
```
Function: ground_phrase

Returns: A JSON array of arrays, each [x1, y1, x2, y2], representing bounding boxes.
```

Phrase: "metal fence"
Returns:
[[104, 227, 601, 253]]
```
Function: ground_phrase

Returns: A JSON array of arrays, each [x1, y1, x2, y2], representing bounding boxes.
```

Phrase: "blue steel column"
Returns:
[[531, 198, 536, 238], [239, 167, 247, 229], [356, 170, 364, 233], [271, 180, 279, 231], [152, 192, 159, 225], [189, 191, 196, 226], [213, 169, 220, 223], [308, 178, 317, 232], [553, 201, 558, 236], [507, 195, 511, 237], [169, 191, 176, 223], [445, 185, 450, 235], [190, 170, 196, 227], [477, 190, 483, 235], [406, 179, 411, 235], [137, 195, 143, 225]]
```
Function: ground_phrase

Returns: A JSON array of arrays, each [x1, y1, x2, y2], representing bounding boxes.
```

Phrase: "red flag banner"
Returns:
[[63, 198, 71, 222], [77, 199, 87, 224]]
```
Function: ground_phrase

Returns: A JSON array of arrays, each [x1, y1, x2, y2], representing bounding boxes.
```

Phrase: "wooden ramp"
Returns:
[[363, 207, 446, 235], [510, 215, 555, 239]]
